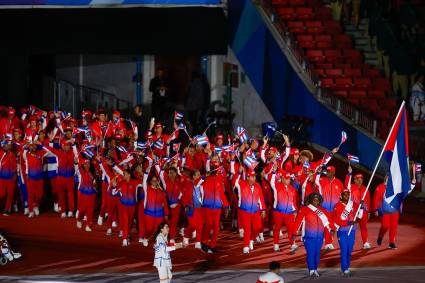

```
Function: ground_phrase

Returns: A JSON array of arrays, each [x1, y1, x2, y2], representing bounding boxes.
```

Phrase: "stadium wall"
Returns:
[[227, 0, 383, 170]]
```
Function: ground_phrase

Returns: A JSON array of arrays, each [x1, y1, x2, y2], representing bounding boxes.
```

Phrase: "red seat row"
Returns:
[[306, 49, 363, 64], [333, 90, 386, 98], [297, 34, 352, 48], [314, 67, 381, 78]]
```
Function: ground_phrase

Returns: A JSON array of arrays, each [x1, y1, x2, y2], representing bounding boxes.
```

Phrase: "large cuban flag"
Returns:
[[383, 102, 410, 210]]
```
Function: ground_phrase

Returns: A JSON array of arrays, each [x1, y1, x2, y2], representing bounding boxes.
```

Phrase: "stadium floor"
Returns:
[[0, 199, 424, 281]]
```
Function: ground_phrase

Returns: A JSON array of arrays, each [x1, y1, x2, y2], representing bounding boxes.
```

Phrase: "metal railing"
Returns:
[[54, 79, 132, 117], [255, 0, 380, 139]]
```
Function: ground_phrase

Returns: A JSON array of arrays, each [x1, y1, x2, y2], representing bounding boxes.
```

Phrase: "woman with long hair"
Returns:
[[153, 222, 183, 283]]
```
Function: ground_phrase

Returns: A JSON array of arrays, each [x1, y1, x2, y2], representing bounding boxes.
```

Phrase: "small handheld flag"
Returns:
[[174, 111, 184, 121], [153, 140, 164, 150], [195, 134, 209, 146], [237, 126, 248, 143], [173, 143, 181, 153], [243, 155, 259, 169], [264, 122, 277, 138], [135, 141, 149, 150], [116, 145, 127, 153], [347, 154, 360, 164], [339, 131, 348, 146], [416, 163, 422, 173]]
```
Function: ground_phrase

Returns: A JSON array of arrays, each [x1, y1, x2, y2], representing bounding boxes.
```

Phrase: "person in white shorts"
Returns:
[[257, 261, 284, 283], [153, 223, 184, 283]]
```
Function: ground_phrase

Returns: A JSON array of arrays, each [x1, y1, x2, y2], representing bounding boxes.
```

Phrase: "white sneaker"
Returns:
[[24, 208, 29, 215], [290, 243, 299, 253], [142, 238, 148, 247], [309, 270, 315, 277], [325, 244, 335, 251], [194, 242, 201, 249], [122, 239, 129, 247], [85, 226, 92, 232], [54, 203, 59, 212], [279, 230, 284, 239], [183, 237, 189, 246], [192, 231, 196, 239], [239, 229, 244, 238], [75, 210, 79, 219], [314, 270, 320, 277], [243, 247, 250, 254], [106, 228, 112, 236], [60, 212, 66, 218], [76, 221, 83, 229], [12, 204, 18, 213], [273, 244, 280, 252], [105, 213, 109, 219], [67, 211, 74, 218], [363, 242, 372, 250], [112, 221, 118, 228], [270, 230, 274, 237], [3, 250, 13, 261], [179, 228, 185, 237], [28, 212, 34, 218], [12, 251, 22, 260], [33, 207, 39, 216], [118, 231, 123, 238], [170, 239, 175, 244], [83, 215, 87, 221], [258, 233, 265, 242], [249, 240, 254, 251], [97, 216, 103, 226]]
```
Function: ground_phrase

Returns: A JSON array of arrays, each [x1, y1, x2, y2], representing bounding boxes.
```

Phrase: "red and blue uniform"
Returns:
[[181, 177, 204, 243], [200, 174, 229, 248], [118, 178, 141, 240], [294, 205, 335, 272], [268, 173, 298, 245], [142, 172, 169, 240], [76, 163, 97, 227], [233, 173, 265, 248], [0, 149, 17, 213]]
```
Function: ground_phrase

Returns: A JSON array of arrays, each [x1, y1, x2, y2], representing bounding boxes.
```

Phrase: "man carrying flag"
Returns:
[[371, 102, 416, 249]]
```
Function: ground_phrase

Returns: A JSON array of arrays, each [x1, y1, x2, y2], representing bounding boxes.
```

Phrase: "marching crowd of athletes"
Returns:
[[0, 105, 417, 277]]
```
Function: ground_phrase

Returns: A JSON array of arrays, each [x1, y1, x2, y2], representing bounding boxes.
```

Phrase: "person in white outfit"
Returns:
[[410, 75, 425, 121], [153, 223, 183, 283], [257, 261, 284, 283]]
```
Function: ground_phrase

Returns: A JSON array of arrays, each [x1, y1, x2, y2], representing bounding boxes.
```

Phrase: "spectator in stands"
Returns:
[[132, 104, 148, 140], [149, 68, 170, 122], [256, 261, 284, 283], [410, 74, 425, 121], [375, 13, 398, 79], [186, 71, 206, 133], [390, 43, 415, 100]]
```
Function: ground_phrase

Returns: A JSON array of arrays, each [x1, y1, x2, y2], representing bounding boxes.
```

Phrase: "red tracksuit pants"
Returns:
[[359, 212, 369, 243], [184, 207, 203, 242], [120, 204, 136, 240], [201, 208, 221, 248], [77, 193, 95, 227], [137, 202, 145, 238], [273, 211, 295, 245], [239, 209, 262, 248], [99, 182, 108, 218], [57, 176, 75, 213], [106, 195, 120, 228], [144, 214, 165, 240], [26, 179, 43, 212], [379, 212, 399, 244], [50, 176, 59, 204], [168, 204, 181, 241], [0, 179, 16, 212]]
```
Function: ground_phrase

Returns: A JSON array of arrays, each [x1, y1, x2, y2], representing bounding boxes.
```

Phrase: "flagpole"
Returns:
[[348, 101, 406, 235]]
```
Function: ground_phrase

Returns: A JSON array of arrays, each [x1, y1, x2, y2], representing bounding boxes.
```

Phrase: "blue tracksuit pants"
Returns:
[[303, 236, 323, 271], [337, 229, 356, 272]]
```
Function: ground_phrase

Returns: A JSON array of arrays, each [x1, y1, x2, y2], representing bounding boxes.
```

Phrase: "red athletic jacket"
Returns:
[[294, 205, 335, 238], [0, 150, 17, 180], [318, 176, 344, 212], [268, 173, 298, 214], [143, 173, 169, 218], [233, 173, 265, 214], [345, 174, 371, 212], [201, 174, 229, 209]]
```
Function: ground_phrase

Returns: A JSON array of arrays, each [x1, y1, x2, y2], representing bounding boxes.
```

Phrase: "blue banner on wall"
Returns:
[[0, 0, 221, 5]]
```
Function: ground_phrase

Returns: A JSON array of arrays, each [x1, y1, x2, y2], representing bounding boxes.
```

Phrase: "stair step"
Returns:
[[363, 52, 377, 59], [354, 37, 371, 45], [365, 59, 378, 66], [344, 24, 367, 32]]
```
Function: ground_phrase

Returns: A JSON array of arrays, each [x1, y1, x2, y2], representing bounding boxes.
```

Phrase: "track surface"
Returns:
[[0, 199, 424, 277]]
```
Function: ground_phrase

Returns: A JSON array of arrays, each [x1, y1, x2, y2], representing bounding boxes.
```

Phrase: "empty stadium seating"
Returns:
[[271, 0, 397, 139]]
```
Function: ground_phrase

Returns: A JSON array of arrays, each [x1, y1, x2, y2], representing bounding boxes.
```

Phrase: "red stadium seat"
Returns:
[[335, 77, 353, 89], [374, 78, 392, 93], [278, 8, 296, 20], [315, 62, 333, 69], [320, 77, 334, 88], [315, 6, 333, 20], [306, 49, 324, 62], [364, 67, 381, 77], [324, 21, 342, 34], [316, 34, 332, 48], [272, 0, 290, 5], [314, 68, 326, 77], [305, 21, 324, 34], [347, 98, 360, 106], [296, 7, 314, 20], [325, 68, 343, 77], [353, 77, 372, 89], [368, 90, 385, 98], [349, 90, 367, 98], [324, 49, 342, 62], [344, 68, 362, 77], [343, 49, 363, 61], [289, 0, 305, 6], [333, 90, 348, 97], [287, 21, 305, 33], [298, 36, 316, 48], [361, 98, 379, 112]]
